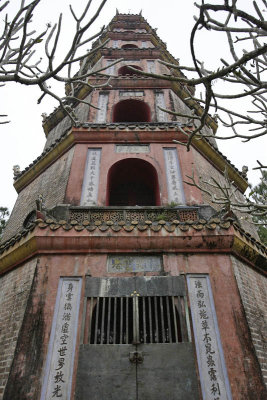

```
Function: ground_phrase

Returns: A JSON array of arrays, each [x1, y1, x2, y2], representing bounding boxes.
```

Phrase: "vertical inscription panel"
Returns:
[[41, 278, 82, 400], [187, 275, 232, 400], [80, 148, 101, 206], [147, 60, 155, 73], [155, 92, 168, 122], [164, 148, 185, 204], [106, 60, 115, 75], [96, 93, 109, 123]]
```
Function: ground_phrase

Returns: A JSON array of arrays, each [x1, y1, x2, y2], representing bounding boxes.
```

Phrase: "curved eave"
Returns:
[[0, 224, 266, 275], [191, 135, 248, 192], [14, 127, 247, 193], [43, 42, 218, 136]]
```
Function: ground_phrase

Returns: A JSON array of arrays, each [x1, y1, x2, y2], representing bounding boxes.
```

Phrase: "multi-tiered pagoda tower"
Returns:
[[0, 12, 266, 400]]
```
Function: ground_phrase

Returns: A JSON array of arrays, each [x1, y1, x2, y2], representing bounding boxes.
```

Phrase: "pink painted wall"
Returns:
[[27, 251, 265, 400], [65, 142, 202, 206]]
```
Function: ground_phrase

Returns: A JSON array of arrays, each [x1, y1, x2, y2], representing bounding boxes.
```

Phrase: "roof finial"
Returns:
[[116, 8, 119, 15], [139, 9, 142, 15]]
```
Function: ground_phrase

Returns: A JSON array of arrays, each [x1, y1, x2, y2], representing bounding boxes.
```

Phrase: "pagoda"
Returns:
[[0, 12, 266, 400]]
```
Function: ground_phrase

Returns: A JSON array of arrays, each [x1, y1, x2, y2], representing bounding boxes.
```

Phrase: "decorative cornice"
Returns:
[[0, 214, 266, 275], [42, 14, 217, 136], [13, 131, 75, 192], [13, 123, 247, 193], [191, 136, 248, 192]]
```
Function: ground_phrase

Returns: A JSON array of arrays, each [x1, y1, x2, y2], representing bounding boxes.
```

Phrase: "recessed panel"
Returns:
[[107, 255, 162, 273]]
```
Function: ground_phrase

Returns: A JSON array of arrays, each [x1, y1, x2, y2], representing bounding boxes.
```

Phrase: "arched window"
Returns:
[[118, 65, 143, 76], [112, 99, 151, 123], [121, 43, 138, 49], [107, 158, 160, 206]]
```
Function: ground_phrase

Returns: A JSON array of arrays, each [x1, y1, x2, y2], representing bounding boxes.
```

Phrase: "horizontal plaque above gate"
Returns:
[[115, 145, 150, 153], [107, 255, 162, 273]]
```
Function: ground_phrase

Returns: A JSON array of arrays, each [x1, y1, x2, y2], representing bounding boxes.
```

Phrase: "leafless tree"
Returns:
[[130, 0, 267, 224], [0, 0, 120, 125], [184, 168, 267, 225]]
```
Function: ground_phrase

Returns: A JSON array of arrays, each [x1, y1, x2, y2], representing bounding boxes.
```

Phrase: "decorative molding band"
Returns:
[[0, 219, 266, 275], [14, 132, 74, 193], [13, 127, 247, 194]]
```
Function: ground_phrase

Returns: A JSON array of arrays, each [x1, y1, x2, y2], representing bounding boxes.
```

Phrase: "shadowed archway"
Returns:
[[118, 65, 143, 76], [107, 158, 160, 206], [112, 99, 151, 123], [121, 43, 138, 49]]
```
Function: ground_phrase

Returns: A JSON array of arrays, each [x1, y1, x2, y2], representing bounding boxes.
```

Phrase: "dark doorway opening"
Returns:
[[118, 65, 143, 76], [107, 158, 160, 206], [112, 99, 151, 123], [121, 44, 138, 49]]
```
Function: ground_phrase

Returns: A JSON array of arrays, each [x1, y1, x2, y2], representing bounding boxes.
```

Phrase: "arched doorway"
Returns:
[[121, 43, 138, 49], [112, 100, 151, 123], [118, 65, 143, 76], [107, 158, 160, 206]]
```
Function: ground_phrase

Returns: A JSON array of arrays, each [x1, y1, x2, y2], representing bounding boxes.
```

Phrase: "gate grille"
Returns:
[[83, 296, 187, 345]]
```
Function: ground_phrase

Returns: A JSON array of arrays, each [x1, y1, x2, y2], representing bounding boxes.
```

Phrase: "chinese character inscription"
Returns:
[[41, 278, 82, 400], [107, 255, 162, 273], [187, 275, 232, 400], [80, 149, 101, 206], [163, 148, 185, 205]]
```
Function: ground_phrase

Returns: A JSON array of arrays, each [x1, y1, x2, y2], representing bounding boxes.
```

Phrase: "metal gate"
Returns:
[[75, 276, 199, 400]]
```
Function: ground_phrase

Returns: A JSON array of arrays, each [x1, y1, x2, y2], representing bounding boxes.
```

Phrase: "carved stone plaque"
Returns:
[[80, 148, 101, 206], [115, 145, 150, 153], [119, 91, 144, 97], [112, 40, 118, 48], [163, 148, 185, 204], [41, 278, 82, 400], [106, 60, 115, 75], [155, 92, 168, 122], [147, 60, 155, 73], [187, 275, 232, 400], [107, 255, 162, 273], [96, 93, 109, 123]]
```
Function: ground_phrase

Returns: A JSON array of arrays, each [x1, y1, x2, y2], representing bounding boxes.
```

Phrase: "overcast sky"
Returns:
[[1, 0, 266, 212]]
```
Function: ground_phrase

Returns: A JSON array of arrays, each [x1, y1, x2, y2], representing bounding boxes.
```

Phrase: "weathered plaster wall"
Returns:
[[4, 252, 265, 399], [65, 142, 200, 207], [3, 258, 47, 400], [0, 259, 37, 399], [44, 94, 92, 150], [2, 148, 74, 243], [192, 147, 258, 237], [232, 256, 267, 386], [88, 87, 172, 123], [169, 91, 193, 124]]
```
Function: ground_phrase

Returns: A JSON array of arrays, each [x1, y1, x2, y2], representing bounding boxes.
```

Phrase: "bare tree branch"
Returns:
[[128, 0, 267, 159], [0, 0, 121, 125], [130, 1, 267, 234]]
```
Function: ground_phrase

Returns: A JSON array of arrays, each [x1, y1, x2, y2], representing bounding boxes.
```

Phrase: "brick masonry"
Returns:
[[192, 147, 259, 238], [1, 147, 74, 243], [44, 93, 92, 150], [0, 258, 37, 399], [232, 256, 267, 386]]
